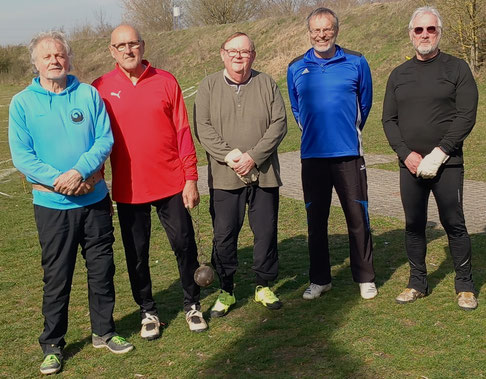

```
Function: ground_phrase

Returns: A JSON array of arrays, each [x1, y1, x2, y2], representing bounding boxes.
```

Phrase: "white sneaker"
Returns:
[[186, 305, 208, 333], [141, 313, 160, 340], [359, 282, 378, 300], [303, 283, 332, 300]]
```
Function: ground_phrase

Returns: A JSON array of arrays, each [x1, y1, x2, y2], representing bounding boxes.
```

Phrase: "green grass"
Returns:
[[1, 175, 486, 377]]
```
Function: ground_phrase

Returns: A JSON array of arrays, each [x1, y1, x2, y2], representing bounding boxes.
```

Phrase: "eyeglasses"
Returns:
[[111, 40, 142, 52], [223, 49, 253, 58], [309, 28, 335, 37], [412, 26, 439, 35]]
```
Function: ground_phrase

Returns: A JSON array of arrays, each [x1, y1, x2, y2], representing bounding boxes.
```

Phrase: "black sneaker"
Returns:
[[92, 333, 134, 354], [40, 354, 62, 375]]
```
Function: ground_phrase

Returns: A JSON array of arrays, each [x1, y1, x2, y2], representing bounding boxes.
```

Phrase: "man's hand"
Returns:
[[53, 169, 83, 195], [182, 180, 200, 209], [416, 147, 449, 179], [73, 182, 94, 196], [404, 151, 423, 175], [233, 152, 256, 176]]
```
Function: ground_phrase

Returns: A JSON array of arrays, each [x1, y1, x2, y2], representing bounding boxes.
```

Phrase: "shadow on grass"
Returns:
[[178, 227, 414, 377]]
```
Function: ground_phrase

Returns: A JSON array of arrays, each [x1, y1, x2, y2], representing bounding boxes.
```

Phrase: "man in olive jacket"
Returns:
[[194, 32, 287, 317]]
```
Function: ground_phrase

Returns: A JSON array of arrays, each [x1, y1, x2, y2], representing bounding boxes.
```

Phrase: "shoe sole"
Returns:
[[396, 297, 423, 304], [458, 304, 477, 311], [40, 367, 61, 375], [255, 299, 283, 310], [93, 343, 134, 354], [210, 310, 229, 318], [141, 333, 160, 341], [190, 326, 209, 333], [361, 292, 378, 300]]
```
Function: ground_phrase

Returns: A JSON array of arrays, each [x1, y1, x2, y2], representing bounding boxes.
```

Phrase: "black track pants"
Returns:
[[302, 157, 375, 285], [35, 195, 116, 355], [209, 186, 279, 292], [400, 166, 474, 293], [117, 192, 200, 314]]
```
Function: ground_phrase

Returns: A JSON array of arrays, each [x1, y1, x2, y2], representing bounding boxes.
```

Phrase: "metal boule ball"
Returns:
[[194, 264, 214, 287]]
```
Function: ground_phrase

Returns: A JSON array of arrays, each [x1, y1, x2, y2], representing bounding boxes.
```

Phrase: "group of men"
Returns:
[[8, 5, 478, 376]]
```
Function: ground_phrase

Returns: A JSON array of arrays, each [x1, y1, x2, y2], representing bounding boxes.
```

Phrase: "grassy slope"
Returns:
[[4, 0, 484, 178]]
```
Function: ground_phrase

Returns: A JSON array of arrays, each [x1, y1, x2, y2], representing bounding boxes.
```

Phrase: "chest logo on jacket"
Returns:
[[70, 108, 85, 125]]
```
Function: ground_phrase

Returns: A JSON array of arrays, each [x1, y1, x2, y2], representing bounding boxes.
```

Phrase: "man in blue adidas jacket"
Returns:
[[287, 7, 377, 300]]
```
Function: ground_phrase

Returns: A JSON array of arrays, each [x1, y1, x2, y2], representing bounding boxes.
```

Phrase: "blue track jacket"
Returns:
[[8, 75, 113, 209], [287, 45, 372, 158]]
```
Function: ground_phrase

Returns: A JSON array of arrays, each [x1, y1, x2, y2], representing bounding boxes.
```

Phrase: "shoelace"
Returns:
[[218, 292, 234, 305], [186, 309, 202, 321], [142, 314, 159, 325], [110, 336, 128, 345], [42, 355, 59, 366], [259, 287, 278, 301]]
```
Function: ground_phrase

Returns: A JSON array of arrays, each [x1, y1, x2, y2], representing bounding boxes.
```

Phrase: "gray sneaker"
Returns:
[[92, 333, 134, 354]]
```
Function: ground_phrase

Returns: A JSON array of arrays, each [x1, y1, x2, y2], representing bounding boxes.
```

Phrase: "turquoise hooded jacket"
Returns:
[[8, 75, 113, 209]]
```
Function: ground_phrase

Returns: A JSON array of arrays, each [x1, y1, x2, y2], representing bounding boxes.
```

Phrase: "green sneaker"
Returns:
[[210, 290, 236, 318], [255, 285, 282, 310], [92, 333, 134, 354], [40, 354, 62, 375]]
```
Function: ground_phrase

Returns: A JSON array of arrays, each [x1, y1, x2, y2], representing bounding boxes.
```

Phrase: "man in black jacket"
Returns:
[[382, 6, 478, 310]]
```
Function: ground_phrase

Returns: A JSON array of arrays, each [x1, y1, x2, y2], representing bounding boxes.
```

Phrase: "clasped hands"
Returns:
[[224, 149, 259, 184], [53, 169, 94, 196], [405, 147, 449, 179]]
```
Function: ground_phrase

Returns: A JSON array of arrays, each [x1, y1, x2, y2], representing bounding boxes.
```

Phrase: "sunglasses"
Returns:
[[413, 26, 439, 35]]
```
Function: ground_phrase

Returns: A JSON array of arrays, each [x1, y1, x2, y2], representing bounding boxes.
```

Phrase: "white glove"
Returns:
[[416, 147, 449, 179], [224, 149, 242, 169], [224, 149, 259, 184]]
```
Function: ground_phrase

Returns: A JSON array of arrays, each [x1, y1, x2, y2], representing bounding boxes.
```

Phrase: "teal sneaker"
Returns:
[[92, 333, 134, 354], [255, 285, 282, 310], [40, 354, 62, 375], [210, 290, 236, 318]]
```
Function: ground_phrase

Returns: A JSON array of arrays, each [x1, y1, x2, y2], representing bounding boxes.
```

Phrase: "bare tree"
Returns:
[[122, 0, 174, 31], [258, 0, 303, 17], [184, 0, 262, 26], [443, 0, 485, 74]]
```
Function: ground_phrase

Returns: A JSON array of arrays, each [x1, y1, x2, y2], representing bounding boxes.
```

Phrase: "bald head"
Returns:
[[111, 24, 142, 45], [109, 24, 145, 80]]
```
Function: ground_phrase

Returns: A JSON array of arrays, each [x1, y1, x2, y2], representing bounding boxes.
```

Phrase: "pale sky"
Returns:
[[0, 0, 124, 46]]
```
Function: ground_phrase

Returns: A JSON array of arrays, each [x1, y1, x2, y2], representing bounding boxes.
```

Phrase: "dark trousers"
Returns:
[[117, 192, 200, 314], [210, 186, 279, 292], [400, 165, 474, 294], [34, 195, 116, 356], [302, 157, 375, 285]]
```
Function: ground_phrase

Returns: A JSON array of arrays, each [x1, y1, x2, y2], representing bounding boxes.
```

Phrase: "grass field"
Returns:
[[1, 0, 486, 376]]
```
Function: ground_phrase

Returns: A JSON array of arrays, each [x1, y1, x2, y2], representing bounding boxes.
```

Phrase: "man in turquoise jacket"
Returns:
[[8, 31, 132, 375]]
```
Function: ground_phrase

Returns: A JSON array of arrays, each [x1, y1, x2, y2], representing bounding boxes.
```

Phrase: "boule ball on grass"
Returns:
[[194, 264, 214, 287]]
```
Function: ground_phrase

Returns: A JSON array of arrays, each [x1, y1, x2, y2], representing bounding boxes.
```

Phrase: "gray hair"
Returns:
[[220, 32, 255, 51], [306, 7, 339, 31], [28, 31, 72, 74], [408, 6, 443, 30]]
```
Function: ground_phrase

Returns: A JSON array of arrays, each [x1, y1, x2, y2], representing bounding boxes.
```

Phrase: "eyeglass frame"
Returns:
[[411, 26, 440, 35], [222, 48, 254, 58], [309, 27, 336, 37], [111, 40, 143, 52]]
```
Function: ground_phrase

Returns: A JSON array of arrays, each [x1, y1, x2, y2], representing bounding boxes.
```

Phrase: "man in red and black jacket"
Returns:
[[93, 24, 207, 338]]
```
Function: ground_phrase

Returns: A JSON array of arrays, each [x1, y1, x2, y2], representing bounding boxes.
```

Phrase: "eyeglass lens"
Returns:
[[413, 26, 437, 35]]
